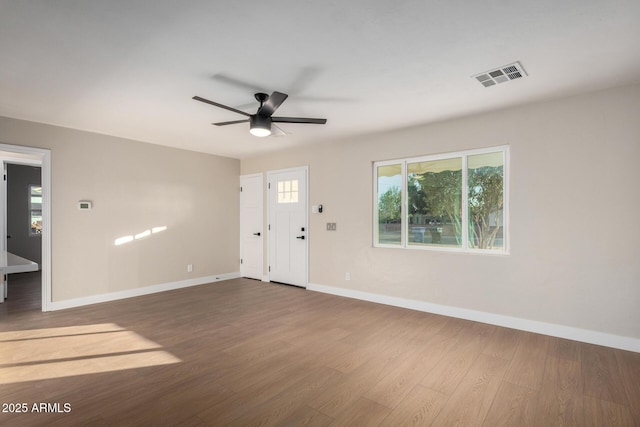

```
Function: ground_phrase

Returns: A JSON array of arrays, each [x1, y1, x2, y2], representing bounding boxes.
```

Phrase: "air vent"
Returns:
[[472, 62, 527, 88]]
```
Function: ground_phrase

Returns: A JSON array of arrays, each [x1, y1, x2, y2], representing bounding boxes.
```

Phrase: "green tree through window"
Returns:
[[378, 186, 401, 223], [407, 158, 462, 247], [376, 163, 402, 245], [468, 153, 504, 249]]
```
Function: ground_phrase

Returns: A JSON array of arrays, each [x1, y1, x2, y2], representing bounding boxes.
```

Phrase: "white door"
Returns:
[[268, 167, 308, 288], [240, 174, 263, 280]]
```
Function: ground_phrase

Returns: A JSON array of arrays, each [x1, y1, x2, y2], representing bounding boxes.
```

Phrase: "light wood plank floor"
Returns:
[[1, 278, 639, 426]]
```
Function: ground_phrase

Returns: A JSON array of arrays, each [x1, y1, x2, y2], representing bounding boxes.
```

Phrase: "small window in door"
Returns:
[[277, 180, 299, 204], [29, 185, 42, 235]]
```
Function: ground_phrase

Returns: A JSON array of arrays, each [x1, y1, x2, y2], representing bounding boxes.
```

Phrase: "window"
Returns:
[[374, 146, 508, 253], [408, 157, 462, 248], [277, 179, 299, 204], [376, 163, 403, 245], [29, 185, 42, 235]]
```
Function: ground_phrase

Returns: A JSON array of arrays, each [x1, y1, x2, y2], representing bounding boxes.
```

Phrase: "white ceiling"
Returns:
[[1, 1, 639, 159]]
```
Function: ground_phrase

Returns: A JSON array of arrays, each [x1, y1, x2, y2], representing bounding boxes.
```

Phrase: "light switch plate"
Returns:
[[78, 200, 92, 210]]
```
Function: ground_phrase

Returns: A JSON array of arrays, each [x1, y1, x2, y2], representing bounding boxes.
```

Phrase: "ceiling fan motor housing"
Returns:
[[249, 114, 272, 137]]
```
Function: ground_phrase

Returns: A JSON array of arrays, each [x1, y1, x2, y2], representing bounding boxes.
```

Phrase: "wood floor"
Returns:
[[1, 277, 639, 426], [0, 271, 42, 315]]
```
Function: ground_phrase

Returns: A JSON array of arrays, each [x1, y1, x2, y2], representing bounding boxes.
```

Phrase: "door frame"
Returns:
[[266, 165, 309, 288], [239, 173, 264, 280], [0, 143, 51, 311]]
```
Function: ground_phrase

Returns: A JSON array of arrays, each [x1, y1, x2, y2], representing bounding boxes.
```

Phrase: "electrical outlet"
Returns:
[[345, 272, 351, 281], [326, 222, 337, 231], [187, 264, 193, 273]]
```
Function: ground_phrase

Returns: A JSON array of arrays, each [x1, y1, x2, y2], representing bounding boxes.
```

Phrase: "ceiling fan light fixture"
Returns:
[[249, 115, 271, 137]]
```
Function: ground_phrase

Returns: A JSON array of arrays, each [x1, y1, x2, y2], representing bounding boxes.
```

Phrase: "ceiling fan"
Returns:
[[192, 91, 327, 137]]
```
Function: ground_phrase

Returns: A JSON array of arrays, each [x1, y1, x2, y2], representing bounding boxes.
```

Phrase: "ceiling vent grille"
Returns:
[[473, 62, 527, 87]]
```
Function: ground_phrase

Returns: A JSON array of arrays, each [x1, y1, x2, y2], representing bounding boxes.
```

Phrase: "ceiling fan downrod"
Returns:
[[254, 92, 269, 108]]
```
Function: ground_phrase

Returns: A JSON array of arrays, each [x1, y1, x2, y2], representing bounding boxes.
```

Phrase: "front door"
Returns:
[[240, 174, 263, 280], [268, 167, 308, 288]]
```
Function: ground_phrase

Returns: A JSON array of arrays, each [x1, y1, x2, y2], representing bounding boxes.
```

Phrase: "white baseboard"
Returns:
[[308, 282, 640, 353], [48, 272, 240, 311]]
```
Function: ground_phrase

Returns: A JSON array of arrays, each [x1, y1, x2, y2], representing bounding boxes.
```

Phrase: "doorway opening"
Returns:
[[0, 143, 51, 312]]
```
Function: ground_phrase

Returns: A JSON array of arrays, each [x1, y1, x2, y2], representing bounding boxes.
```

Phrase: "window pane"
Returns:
[[31, 210, 42, 235], [30, 197, 42, 210], [377, 164, 402, 245], [276, 179, 299, 204], [468, 152, 504, 250], [29, 185, 42, 209], [29, 185, 43, 234], [407, 158, 462, 247]]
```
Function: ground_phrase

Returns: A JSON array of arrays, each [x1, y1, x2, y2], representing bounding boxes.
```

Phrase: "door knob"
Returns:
[[296, 235, 305, 240], [253, 232, 261, 236]]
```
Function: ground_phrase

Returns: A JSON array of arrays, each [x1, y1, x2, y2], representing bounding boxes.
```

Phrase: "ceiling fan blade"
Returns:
[[212, 73, 266, 92], [258, 91, 288, 117], [213, 119, 249, 126], [193, 96, 251, 117], [272, 117, 327, 124], [271, 124, 288, 137]]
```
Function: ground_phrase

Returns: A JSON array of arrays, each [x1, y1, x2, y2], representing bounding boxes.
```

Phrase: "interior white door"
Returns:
[[268, 167, 308, 288], [240, 174, 263, 280]]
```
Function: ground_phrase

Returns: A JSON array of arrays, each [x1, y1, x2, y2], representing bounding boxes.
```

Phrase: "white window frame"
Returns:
[[373, 145, 509, 254]]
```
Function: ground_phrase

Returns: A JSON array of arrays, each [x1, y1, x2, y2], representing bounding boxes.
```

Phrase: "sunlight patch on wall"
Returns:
[[114, 225, 168, 246], [134, 229, 151, 240], [0, 323, 181, 384], [114, 235, 134, 246]]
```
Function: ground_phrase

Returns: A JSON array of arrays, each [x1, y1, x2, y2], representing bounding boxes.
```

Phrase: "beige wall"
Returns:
[[242, 84, 640, 339], [0, 116, 239, 301]]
